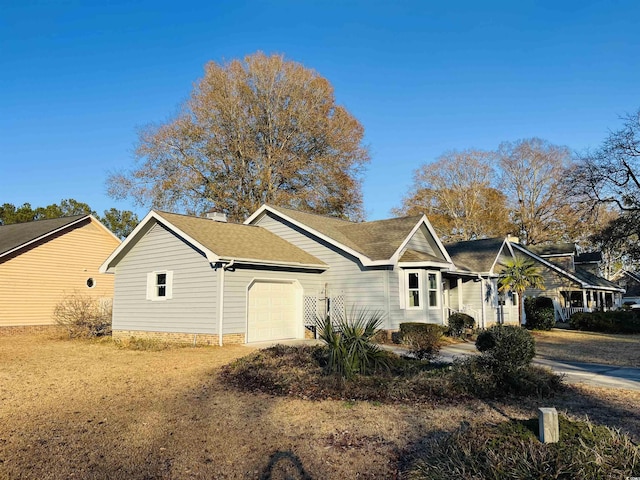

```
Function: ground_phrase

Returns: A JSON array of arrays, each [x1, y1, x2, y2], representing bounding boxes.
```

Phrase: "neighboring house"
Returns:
[[0, 215, 121, 330], [610, 270, 640, 305], [524, 243, 625, 320]]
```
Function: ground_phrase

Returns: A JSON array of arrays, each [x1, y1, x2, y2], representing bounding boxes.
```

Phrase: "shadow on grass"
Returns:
[[259, 451, 313, 480]]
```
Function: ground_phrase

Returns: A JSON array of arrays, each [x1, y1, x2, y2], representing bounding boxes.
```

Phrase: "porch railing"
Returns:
[[445, 306, 480, 325]]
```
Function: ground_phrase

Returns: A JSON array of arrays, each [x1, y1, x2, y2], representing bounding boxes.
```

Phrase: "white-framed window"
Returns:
[[146, 270, 173, 301], [427, 272, 438, 308], [406, 270, 422, 309]]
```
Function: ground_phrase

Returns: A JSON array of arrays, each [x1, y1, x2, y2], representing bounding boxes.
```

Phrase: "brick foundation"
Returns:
[[112, 330, 245, 345], [0, 325, 64, 336]]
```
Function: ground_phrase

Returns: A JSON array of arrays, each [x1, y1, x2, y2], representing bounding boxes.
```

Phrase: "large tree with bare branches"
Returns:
[[107, 52, 370, 221], [393, 150, 511, 241], [496, 138, 577, 245], [567, 109, 640, 267]]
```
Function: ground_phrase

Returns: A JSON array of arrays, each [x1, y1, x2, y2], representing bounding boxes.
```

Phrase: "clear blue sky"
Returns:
[[1, 0, 639, 220]]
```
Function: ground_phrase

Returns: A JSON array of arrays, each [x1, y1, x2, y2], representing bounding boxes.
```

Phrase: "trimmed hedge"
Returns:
[[447, 313, 475, 337], [524, 296, 555, 330], [569, 310, 640, 334], [399, 323, 446, 361]]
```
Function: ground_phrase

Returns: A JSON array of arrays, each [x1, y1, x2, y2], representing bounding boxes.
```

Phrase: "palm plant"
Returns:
[[498, 256, 545, 325], [316, 307, 389, 380]]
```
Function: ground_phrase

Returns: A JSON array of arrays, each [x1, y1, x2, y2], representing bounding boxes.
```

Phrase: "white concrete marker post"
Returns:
[[538, 407, 559, 443]]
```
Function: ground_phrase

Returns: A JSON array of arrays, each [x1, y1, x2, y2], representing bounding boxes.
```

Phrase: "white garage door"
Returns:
[[247, 281, 299, 342]]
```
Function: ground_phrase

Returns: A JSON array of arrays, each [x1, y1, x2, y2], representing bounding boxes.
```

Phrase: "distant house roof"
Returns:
[[528, 243, 576, 256], [101, 210, 327, 273], [0, 215, 89, 259], [247, 204, 453, 267], [576, 251, 603, 263], [444, 237, 505, 274]]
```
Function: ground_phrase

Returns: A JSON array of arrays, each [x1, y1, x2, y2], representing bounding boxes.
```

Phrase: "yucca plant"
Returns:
[[317, 307, 390, 380]]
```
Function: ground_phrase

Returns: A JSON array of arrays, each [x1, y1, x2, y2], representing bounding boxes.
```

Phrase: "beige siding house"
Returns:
[[0, 215, 121, 329]]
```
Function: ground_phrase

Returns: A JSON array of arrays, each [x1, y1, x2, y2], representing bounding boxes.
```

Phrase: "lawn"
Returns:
[[1, 332, 639, 479], [532, 329, 640, 367]]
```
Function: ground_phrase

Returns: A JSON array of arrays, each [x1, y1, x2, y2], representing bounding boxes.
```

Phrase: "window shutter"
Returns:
[[165, 271, 174, 299], [398, 269, 406, 309], [146, 272, 154, 300]]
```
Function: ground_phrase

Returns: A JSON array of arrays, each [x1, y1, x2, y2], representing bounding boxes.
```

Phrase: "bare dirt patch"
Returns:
[[0, 334, 638, 479], [533, 329, 640, 367]]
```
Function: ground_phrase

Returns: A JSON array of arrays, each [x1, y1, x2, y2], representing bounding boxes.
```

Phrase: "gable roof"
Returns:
[[245, 204, 453, 267], [100, 210, 326, 273], [0, 215, 90, 259], [528, 243, 575, 256], [511, 242, 624, 292], [444, 237, 506, 274]]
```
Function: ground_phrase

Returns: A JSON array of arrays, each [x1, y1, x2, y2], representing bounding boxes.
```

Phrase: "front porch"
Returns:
[[555, 289, 621, 321]]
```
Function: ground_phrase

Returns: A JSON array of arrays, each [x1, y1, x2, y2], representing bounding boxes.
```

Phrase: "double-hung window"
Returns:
[[427, 272, 438, 308], [406, 270, 422, 309], [146, 270, 173, 300]]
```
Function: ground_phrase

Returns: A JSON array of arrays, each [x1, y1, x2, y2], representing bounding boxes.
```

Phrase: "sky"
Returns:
[[1, 0, 639, 221]]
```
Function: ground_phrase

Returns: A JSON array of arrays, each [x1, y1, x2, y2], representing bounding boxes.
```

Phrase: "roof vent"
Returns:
[[205, 211, 227, 223]]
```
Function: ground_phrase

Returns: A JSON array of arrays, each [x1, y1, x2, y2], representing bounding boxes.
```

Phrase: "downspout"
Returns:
[[217, 260, 235, 347], [478, 275, 486, 329]]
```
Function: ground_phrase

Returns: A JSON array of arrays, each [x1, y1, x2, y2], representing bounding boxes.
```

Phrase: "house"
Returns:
[[102, 206, 472, 344], [0, 215, 121, 331], [610, 270, 640, 305], [524, 242, 625, 320]]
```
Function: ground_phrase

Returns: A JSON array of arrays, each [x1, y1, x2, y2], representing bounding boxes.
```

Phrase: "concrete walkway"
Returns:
[[435, 342, 640, 391]]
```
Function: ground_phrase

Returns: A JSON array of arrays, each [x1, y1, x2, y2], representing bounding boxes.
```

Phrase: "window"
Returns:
[[86, 278, 95, 288], [146, 271, 173, 300], [406, 271, 421, 309], [428, 273, 438, 307]]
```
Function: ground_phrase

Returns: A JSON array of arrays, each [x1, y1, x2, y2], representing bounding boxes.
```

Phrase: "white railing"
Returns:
[[445, 306, 480, 324]]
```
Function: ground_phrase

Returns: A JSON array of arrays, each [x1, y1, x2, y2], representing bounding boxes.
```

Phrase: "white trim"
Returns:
[[398, 261, 452, 268], [146, 270, 173, 301], [217, 257, 328, 270], [390, 215, 453, 265], [405, 270, 423, 310], [426, 271, 440, 309]]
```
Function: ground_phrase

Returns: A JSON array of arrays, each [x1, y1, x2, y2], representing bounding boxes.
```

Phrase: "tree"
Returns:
[[393, 150, 511, 241], [498, 256, 545, 325], [567, 109, 640, 268], [100, 208, 140, 239], [497, 138, 576, 245], [107, 52, 370, 222]]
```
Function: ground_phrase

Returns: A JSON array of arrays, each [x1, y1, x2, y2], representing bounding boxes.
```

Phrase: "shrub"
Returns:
[[447, 313, 475, 337], [53, 292, 112, 338], [399, 323, 445, 361], [404, 416, 639, 479], [569, 310, 640, 334], [524, 296, 555, 330], [317, 308, 391, 380], [476, 325, 535, 373]]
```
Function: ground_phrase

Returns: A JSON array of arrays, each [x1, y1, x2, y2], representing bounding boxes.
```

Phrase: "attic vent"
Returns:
[[205, 211, 227, 223]]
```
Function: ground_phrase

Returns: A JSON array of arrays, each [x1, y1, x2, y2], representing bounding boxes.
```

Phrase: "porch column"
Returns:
[[582, 290, 588, 312]]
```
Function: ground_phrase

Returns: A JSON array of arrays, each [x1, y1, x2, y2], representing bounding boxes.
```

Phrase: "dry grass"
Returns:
[[0, 333, 638, 479], [533, 329, 640, 367]]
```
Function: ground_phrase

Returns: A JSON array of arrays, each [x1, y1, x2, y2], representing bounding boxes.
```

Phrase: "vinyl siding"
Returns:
[[0, 219, 120, 327], [402, 224, 442, 258], [111, 223, 218, 334], [254, 213, 392, 325]]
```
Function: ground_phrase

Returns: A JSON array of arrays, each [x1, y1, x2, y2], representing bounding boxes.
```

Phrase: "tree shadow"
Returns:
[[259, 451, 313, 480]]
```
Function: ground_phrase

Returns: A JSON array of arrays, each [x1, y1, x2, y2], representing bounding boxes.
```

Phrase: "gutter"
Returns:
[[217, 260, 235, 347]]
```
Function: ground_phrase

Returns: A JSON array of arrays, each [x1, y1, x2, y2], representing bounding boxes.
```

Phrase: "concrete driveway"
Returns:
[[437, 342, 640, 391]]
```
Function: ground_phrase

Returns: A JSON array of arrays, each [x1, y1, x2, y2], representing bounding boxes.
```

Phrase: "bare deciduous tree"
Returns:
[[107, 52, 370, 221], [394, 150, 511, 241], [496, 138, 576, 245]]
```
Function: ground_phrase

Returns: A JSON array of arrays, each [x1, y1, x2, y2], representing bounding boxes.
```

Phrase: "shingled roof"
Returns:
[[528, 243, 575, 256], [102, 211, 327, 271], [444, 237, 505, 274], [0, 215, 87, 258], [155, 211, 326, 267], [261, 205, 428, 261]]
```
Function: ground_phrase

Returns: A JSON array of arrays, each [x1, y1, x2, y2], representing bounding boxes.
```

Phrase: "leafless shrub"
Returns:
[[53, 292, 112, 338]]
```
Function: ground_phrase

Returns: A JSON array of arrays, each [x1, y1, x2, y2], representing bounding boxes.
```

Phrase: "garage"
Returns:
[[247, 280, 300, 342]]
